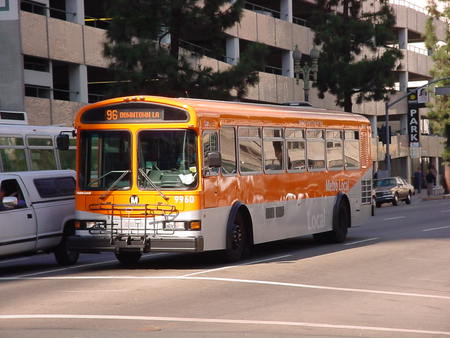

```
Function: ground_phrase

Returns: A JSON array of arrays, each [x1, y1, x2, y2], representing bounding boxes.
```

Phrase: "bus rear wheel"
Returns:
[[223, 214, 248, 263], [314, 200, 349, 243], [115, 251, 142, 266]]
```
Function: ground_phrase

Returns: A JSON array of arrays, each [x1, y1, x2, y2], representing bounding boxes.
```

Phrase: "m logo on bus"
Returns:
[[130, 195, 139, 205]]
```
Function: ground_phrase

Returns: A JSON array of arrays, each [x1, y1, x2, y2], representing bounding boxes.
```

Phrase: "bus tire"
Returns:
[[223, 213, 248, 263], [313, 194, 349, 243], [115, 251, 142, 266], [54, 223, 79, 266]]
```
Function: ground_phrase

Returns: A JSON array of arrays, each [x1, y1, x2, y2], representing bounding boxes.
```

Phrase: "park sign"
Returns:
[[407, 88, 422, 148]]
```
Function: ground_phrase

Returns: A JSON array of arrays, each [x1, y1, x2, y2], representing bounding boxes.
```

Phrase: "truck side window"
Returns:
[[0, 179, 27, 211]]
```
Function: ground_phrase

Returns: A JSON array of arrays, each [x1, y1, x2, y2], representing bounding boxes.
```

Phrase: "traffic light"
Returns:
[[378, 125, 391, 145]]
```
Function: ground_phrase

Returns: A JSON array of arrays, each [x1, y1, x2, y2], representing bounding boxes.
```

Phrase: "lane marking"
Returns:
[[440, 209, 450, 213], [344, 238, 379, 246], [2, 275, 449, 300], [182, 255, 292, 277], [423, 225, 450, 232], [383, 216, 406, 221], [0, 314, 449, 336], [11, 253, 168, 279]]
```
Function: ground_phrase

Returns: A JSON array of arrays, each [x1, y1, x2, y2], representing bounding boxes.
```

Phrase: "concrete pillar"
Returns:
[[66, 0, 85, 24], [69, 64, 88, 103], [0, 0, 24, 112], [399, 71, 408, 92], [280, 0, 293, 22], [398, 28, 408, 49], [400, 113, 408, 135], [369, 115, 377, 137], [226, 37, 239, 65], [282, 50, 293, 77]]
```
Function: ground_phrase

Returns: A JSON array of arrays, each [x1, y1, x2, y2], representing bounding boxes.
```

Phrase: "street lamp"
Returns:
[[293, 44, 319, 102]]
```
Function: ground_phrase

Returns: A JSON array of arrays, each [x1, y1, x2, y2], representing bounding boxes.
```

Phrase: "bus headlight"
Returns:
[[163, 221, 201, 231], [75, 220, 106, 230]]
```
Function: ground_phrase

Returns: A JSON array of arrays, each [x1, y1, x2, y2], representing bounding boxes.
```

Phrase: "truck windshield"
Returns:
[[80, 131, 131, 190], [138, 130, 198, 190]]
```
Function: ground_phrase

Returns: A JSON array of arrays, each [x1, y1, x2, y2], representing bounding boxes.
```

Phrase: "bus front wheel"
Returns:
[[223, 214, 248, 262], [115, 251, 142, 266]]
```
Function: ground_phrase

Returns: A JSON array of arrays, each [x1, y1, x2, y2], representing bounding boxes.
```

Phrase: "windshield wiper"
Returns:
[[138, 168, 169, 201], [99, 170, 130, 200], [89, 170, 129, 187]]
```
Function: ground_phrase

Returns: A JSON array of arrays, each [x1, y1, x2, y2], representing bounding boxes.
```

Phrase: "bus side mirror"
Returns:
[[207, 151, 221, 168], [56, 134, 70, 151]]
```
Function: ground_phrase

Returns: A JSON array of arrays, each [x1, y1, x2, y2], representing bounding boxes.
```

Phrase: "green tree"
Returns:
[[103, 0, 267, 100], [309, 0, 403, 112], [425, 0, 450, 162]]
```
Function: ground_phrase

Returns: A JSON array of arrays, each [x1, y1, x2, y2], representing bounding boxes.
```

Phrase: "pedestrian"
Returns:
[[426, 168, 435, 196], [413, 167, 422, 194]]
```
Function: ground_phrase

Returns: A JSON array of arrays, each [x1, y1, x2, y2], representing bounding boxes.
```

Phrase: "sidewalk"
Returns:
[[415, 187, 450, 201]]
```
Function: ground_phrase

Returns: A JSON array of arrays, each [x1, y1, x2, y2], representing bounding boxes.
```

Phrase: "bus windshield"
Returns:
[[80, 130, 131, 190], [138, 129, 198, 190]]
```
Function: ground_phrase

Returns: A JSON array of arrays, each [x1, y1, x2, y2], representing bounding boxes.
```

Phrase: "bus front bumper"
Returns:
[[67, 235, 204, 254]]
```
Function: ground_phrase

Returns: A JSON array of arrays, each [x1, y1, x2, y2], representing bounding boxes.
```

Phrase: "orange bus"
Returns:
[[63, 95, 373, 265]]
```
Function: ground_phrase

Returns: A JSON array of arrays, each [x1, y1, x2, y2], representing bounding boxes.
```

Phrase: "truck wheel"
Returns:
[[115, 251, 142, 266], [54, 238, 79, 266], [223, 213, 248, 262]]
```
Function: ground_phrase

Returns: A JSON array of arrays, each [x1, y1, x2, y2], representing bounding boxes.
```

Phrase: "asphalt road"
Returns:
[[1, 193, 449, 338]]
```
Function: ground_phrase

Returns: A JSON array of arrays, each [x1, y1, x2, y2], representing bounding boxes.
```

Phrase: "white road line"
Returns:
[[182, 255, 292, 277], [423, 225, 450, 232], [12, 253, 168, 278], [2, 275, 449, 300], [344, 238, 379, 246], [383, 216, 406, 221], [0, 314, 449, 336], [440, 209, 450, 213]]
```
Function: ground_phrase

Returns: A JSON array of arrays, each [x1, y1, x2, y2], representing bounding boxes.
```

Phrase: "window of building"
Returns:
[[24, 55, 50, 72], [21, 0, 47, 15], [25, 85, 50, 99]]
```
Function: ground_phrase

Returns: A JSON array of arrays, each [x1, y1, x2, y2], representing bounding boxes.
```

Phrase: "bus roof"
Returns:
[[75, 95, 370, 127]]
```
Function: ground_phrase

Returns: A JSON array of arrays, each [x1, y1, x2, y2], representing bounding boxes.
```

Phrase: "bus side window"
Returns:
[[306, 129, 325, 171], [220, 127, 236, 175], [27, 137, 57, 170], [238, 127, 262, 174], [202, 131, 219, 176], [286, 128, 305, 171], [0, 136, 27, 172], [344, 130, 360, 169]]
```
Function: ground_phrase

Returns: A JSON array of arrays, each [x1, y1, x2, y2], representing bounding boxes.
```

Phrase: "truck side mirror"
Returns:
[[56, 134, 70, 151], [2, 196, 18, 209], [207, 151, 222, 168]]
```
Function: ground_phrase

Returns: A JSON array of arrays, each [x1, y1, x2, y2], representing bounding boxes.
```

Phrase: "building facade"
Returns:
[[0, 0, 447, 183]]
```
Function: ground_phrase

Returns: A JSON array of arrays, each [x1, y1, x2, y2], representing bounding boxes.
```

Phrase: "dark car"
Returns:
[[374, 177, 414, 207]]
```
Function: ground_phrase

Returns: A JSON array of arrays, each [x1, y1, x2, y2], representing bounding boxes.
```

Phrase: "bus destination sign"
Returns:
[[105, 108, 164, 122]]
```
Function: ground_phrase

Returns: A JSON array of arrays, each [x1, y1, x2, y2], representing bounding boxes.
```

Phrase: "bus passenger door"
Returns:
[[202, 131, 219, 209]]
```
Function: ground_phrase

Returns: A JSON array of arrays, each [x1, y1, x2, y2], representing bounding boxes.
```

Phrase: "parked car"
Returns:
[[374, 177, 414, 207], [0, 170, 78, 265]]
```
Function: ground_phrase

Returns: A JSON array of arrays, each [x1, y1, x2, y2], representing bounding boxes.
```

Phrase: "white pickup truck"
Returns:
[[0, 170, 79, 265]]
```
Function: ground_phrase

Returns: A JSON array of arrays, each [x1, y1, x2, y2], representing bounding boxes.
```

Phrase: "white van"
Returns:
[[0, 170, 78, 265]]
